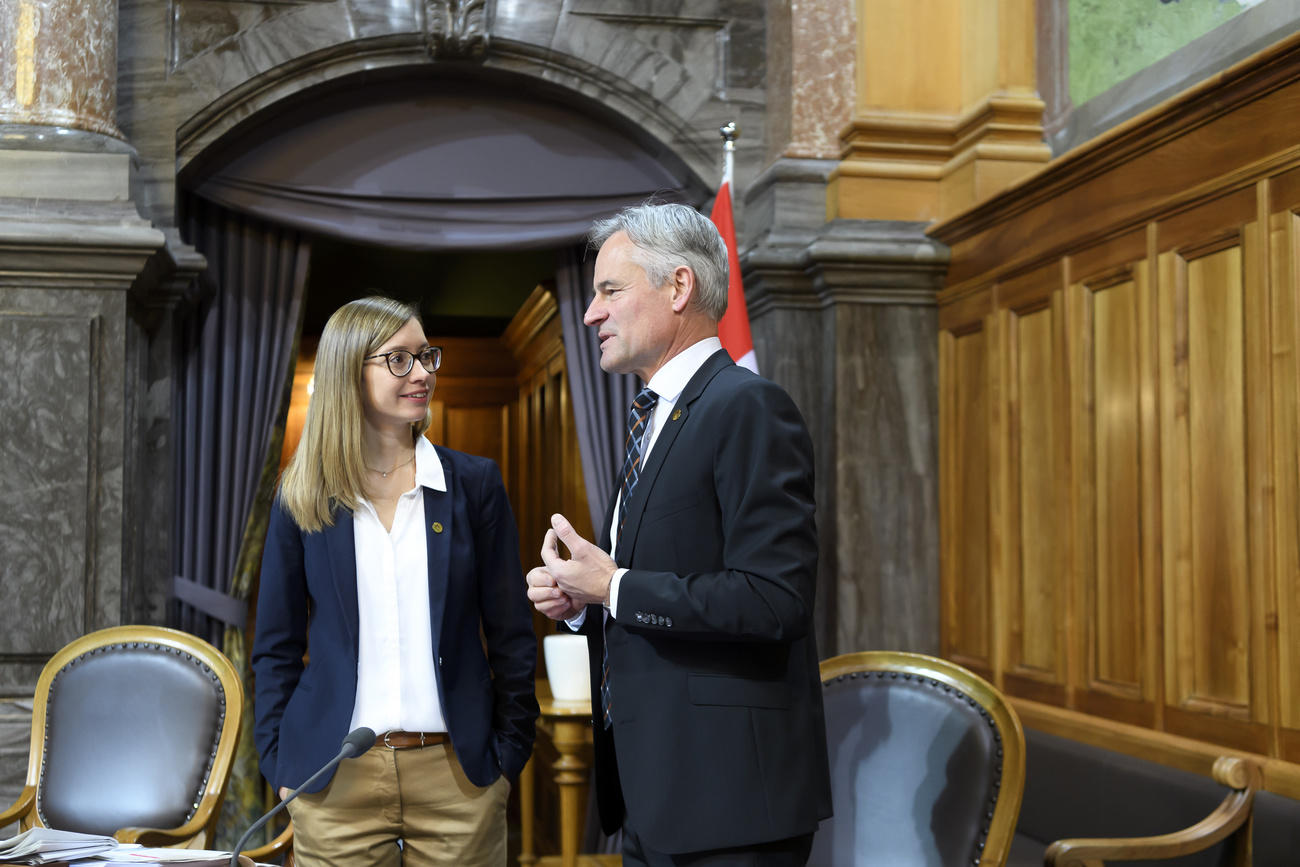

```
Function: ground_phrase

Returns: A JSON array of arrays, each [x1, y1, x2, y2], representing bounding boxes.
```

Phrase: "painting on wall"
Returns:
[[1069, 0, 1267, 105]]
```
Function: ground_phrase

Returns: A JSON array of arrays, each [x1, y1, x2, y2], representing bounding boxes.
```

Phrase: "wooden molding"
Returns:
[[833, 94, 1051, 221], [840, 95, 1050, 169], [930, 31, 1300, 249], [503, 282, 558, 355]]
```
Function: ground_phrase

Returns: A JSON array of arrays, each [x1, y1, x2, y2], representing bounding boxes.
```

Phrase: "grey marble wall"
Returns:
[[744, 158, 947, 657], [0, 149, 167, 689]]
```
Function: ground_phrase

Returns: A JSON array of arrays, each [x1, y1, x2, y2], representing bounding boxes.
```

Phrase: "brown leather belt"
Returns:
[[380, 730, 449, 750]]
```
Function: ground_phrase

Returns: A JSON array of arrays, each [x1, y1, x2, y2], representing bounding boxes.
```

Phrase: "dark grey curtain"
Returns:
[[555, 246, 640, 533], [187, 74, 705, 252], [173, 197, 310, 647]]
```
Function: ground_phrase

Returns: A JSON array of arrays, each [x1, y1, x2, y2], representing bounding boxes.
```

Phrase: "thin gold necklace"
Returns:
[[366, 452, 414, 478]]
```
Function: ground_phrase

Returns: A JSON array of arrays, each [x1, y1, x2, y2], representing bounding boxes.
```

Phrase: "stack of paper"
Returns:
[[0, 828, 118, 863], [74, 850, 255, 867]]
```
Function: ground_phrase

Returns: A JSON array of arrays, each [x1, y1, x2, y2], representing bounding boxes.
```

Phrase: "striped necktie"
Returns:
[[602, 386, 658, 728], [617, 387, 659, 536]]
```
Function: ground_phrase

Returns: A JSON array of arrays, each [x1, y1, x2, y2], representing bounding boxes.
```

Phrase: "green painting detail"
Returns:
[[1070, 0, 1255, 105]]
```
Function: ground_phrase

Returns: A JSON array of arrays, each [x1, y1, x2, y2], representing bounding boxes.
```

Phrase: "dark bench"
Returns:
[[1008, 728, 1300, 866]]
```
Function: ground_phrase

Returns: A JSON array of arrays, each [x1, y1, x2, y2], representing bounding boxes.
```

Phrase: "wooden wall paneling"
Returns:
[[543, 364, 562, 535], [1156, 196, 1271, 753], [426, 400, 446, 447], [1072, 260, 1153, 723], [1269, 191, 1300, 762], [930, 37, 1300, 789], [444, 405, 505, 469], [939, 310, 994, 679], [999, 266, 1071, 706], [1066, 227, 1164, 727], [1246, 184, 1280, 760]]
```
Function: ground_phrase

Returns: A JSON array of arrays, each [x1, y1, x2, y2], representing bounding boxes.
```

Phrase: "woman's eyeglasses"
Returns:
[[365, 346, 442, 377]]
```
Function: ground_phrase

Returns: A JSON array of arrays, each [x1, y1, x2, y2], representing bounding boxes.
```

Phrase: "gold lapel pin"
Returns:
[[672, 409, 682, 421], [432, 522, 444, 534]]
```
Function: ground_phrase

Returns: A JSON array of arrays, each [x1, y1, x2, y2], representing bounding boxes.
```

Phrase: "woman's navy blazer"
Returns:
[[251, 447, 538, 793]]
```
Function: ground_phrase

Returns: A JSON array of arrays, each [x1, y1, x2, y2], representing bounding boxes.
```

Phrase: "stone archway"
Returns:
[[168, 1, 746, 192]]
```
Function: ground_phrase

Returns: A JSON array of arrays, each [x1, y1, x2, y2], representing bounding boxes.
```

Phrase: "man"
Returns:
[[526, 202, 832, 866]]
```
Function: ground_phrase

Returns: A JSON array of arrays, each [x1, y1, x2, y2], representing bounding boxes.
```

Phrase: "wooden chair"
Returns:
[[1044, 755, 1261, 866], [0, 625, 243, 847], [812, 651, 1026, 866]]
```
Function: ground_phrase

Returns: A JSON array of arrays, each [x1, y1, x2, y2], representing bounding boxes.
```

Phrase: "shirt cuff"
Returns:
[[607, 568, 628, 619], [564, 609, 587, 630]]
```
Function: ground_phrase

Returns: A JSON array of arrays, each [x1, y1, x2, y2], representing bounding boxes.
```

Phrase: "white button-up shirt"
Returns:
[[348, 435, 448, 734]]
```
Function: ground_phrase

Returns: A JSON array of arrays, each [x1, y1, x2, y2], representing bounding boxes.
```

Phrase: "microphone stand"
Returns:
[[229, 728, 375, 867]]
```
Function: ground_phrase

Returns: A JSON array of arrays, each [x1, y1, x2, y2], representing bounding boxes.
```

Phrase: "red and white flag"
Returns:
[[709, 172, 758, 374]]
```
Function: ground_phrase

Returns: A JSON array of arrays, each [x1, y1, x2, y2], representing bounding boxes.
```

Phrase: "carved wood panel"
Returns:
[[932, 36, 1300, 783], [1000, 285, 1070, 705], [940, 313, 993, 678]]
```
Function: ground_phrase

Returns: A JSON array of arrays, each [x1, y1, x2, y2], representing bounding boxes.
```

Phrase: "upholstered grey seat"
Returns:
[[811, 652, 1025, 867], [0, 625, 243, 847]]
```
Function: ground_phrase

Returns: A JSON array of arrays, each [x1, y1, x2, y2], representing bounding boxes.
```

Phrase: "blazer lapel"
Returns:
[[325, 512, 361, 655], [424, 464, 453, 647], [616, 349, 733, 561]]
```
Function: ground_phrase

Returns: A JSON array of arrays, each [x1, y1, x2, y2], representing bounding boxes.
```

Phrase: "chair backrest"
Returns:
[[23, 625, 242, 844], [811, 651, 1025, 867]]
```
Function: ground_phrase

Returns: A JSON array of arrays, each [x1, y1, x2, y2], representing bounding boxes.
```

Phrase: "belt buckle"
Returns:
[[382, 731, 426, 749]]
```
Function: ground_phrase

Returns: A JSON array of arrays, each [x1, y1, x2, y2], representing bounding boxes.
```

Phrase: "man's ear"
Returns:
[[670, 265, 696, 313]]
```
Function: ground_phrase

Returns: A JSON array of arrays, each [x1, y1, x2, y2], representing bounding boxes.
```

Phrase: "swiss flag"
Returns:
[[709, 179, 758, 373]]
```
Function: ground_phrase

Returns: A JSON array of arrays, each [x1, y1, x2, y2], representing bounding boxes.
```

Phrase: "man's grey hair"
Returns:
[[588, 202, 729, 321]]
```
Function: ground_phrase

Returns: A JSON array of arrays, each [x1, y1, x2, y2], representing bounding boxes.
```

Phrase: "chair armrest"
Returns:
[[0, 786, 34, 828], [1046, 757, 1260, 867], [115, 815, 210, 848], [241, 821, 293, 863]]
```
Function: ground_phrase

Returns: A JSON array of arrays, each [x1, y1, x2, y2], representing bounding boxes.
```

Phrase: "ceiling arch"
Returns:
[[183, 66, 708, 250]]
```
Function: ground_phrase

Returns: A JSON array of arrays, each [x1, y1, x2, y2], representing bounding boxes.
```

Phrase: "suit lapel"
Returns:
[[325, 512, 360, 654], [615, 349, 733, 562], [424, 454, 453, 648]]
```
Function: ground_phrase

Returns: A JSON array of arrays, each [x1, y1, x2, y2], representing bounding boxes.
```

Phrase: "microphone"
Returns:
[[229, 727, 376, 866]]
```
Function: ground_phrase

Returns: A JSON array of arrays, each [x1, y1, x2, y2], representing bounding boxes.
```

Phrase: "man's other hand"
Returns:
[[541, 513, 617, 607]]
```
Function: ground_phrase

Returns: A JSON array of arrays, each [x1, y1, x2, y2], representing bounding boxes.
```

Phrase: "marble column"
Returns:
[[744, 167, 947, 659], [752, 0, 944, 659], [0, 0, 185, 700], [0, 0, 121, 136]]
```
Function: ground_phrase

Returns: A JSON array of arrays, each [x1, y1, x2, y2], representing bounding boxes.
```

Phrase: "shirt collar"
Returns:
[[414, 435, 447, 492], [646, 337, 723, 403]]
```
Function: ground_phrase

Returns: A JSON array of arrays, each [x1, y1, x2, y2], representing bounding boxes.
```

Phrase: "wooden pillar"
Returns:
[[831, 0, 1050, 222]]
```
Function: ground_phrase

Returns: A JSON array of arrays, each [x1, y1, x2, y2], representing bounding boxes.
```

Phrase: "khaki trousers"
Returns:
[[287, 742, 509, 867]]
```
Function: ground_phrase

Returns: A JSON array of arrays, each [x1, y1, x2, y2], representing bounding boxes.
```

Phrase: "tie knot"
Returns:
[[632, 387, 658, 416]]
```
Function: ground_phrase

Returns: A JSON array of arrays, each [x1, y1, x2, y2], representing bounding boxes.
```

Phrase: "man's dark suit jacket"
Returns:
[[581, 349, 833, 854], [252, 447, 538, 793]]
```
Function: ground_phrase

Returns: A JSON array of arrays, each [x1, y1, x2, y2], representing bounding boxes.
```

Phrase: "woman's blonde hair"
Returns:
[[279, 296, 431, 531]]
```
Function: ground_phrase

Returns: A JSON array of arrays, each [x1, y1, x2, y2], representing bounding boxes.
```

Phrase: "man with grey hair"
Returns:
[[526, 202, 832, 865]]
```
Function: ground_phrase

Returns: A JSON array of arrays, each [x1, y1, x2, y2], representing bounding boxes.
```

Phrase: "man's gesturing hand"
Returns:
[[541, 512, 617, 608], [526, 563, 583, 622]]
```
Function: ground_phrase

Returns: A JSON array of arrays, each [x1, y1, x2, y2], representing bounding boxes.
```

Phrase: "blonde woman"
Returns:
[[252, 296, 537, 866]]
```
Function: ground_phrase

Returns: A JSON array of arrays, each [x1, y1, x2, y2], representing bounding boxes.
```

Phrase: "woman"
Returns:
[[252, 296, 538, 866]]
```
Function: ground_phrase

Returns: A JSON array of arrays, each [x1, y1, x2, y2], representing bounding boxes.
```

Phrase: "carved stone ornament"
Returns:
[[425, 0, 491, 60]]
